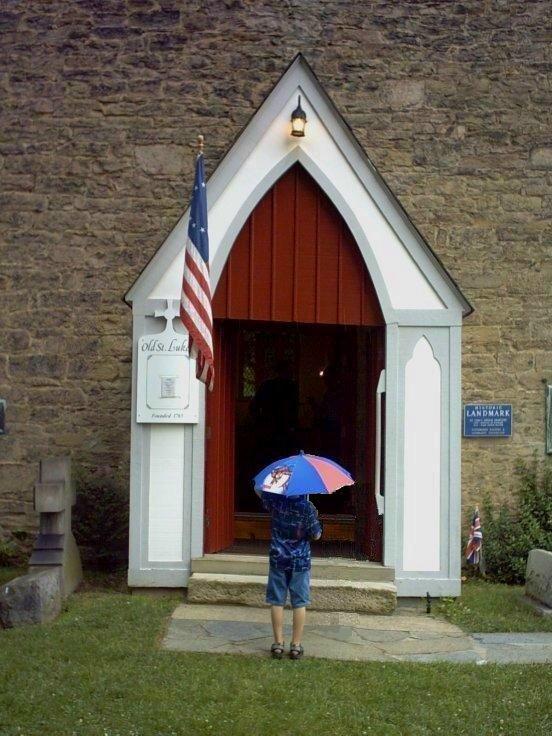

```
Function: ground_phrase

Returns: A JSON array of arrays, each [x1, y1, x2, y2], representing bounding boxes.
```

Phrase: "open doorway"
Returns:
[[211, 320, 384, 560]]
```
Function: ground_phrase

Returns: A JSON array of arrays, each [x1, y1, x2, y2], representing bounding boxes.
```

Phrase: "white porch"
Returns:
[[125, 55, 471, 597]]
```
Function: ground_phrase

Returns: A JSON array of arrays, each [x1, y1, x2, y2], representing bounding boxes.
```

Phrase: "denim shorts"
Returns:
[[266, 566, 311, 608]]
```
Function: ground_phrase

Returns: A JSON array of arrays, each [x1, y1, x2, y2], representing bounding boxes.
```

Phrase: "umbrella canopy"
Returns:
[[253, 451, 354, 497]]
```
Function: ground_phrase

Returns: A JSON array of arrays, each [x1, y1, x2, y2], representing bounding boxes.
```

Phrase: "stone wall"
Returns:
[[1, 0, 550, 535]]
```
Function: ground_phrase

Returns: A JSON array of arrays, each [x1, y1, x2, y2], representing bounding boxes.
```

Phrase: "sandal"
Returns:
[[289, 643, 304, 660], [270, 642, 285, 659]]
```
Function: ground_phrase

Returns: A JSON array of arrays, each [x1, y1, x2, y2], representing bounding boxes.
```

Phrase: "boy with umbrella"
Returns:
[[254, 452, 354, 660]]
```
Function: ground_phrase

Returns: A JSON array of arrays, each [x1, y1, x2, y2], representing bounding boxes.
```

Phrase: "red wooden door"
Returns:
[[205, 163, 385, 555], [204, 322, 236, 552]]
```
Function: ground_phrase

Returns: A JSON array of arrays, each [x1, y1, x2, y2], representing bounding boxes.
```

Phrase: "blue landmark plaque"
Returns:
[[463, 403, 512, 438]]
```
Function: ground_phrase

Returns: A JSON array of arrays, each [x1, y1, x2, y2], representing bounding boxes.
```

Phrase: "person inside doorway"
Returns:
[[250, 360, 299, 468], [318, 361, 343, 463]]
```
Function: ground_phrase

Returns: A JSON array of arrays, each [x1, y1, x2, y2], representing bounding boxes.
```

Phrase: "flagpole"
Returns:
[[180, 131, 214, 391]]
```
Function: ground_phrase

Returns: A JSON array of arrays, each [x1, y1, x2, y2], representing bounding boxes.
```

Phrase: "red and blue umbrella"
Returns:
[[253, 451, 354, 497]]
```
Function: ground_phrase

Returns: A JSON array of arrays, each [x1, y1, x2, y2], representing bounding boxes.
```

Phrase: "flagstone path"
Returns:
[[161, 604, 552, 663]]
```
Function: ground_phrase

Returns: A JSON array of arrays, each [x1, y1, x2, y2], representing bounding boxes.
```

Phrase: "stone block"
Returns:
[[530, 147, 552, 169], [310, 579, 396, 615], [501, 194, 542, 211], [8, 354, 66, 381], [381, 80, 425, 109], [89, 362, 119, 381], [192, 554, 395, 582], [34, 481, 65, 512], [525, 549, 552, 609], [39, 512, 65, 535], [1, 330, 30, 352], [187, 573, 396, 614], [134, 145, 187, 176], [0, 567, 62, 628]]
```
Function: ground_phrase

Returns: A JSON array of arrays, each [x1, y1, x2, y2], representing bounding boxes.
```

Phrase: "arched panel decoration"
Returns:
[[212, 163, 384, 327], [403, 337, 441, 572]]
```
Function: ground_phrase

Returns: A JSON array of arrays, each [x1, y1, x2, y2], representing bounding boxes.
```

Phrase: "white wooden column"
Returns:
[[128, 300, 198, 588], [394, 325, 461, 597]]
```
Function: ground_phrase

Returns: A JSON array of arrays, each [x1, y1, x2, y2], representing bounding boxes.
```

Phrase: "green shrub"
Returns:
[[481, 456, 552, 584], [0, 526, 26, 566], [0, 541, 18, 566], [72, 476, 129, 571]]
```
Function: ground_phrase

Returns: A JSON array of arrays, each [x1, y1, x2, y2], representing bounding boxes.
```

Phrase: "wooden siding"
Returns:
[[213, 164, 384, 326]]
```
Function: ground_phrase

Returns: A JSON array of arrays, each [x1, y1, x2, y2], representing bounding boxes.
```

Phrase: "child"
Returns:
[[259, 489, 322, 660]]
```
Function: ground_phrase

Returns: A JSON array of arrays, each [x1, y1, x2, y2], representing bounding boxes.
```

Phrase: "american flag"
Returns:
[[180, 151, 214, 391], [465, 507, 482, 565]]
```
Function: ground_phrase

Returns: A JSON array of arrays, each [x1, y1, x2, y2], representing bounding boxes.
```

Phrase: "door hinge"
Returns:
[[204, 513, 210, 528]]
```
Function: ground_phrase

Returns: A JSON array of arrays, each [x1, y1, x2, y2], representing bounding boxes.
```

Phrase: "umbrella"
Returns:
[[253, 451, 354, 497]]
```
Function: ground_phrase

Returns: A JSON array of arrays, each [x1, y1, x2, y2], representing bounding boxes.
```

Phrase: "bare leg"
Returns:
[[291, 606, 306, 645], [271, 605, 284, 644]]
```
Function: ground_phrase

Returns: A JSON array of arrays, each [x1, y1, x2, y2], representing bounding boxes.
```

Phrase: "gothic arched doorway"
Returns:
[[205, 164, 385, 560]]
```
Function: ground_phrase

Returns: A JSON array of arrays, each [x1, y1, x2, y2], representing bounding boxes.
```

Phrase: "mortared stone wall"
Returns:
[[1, 0, 550, 536]]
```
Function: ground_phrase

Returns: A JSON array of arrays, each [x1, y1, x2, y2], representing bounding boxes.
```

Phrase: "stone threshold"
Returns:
[[192, 554, 395, 582]]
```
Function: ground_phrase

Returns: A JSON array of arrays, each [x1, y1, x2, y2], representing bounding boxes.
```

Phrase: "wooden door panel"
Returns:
[[235, 513, 355, 542], [212, 164, 384, 327]]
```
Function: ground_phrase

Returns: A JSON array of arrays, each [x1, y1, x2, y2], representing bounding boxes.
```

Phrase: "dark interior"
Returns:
[[228, 321, 383, 558], [235, 322, 358, 514]]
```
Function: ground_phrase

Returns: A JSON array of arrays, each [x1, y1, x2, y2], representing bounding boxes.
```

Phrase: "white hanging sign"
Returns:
[[136, 301, 199, 423]]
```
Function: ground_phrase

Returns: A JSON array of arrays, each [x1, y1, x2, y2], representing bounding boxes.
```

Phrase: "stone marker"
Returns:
[[0, 568, 62, 628], [28, 456, 82, 597], [525, 549, 552, 614], [0, 457, 83, 628]]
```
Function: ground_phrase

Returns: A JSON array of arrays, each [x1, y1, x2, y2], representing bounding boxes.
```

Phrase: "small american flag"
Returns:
[[465, 506, 482, 565], [180, 149, 214, 391]]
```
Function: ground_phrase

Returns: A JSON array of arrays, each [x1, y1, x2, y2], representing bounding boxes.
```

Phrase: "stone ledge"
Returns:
[[187, 573, 396, 614], [192, 554, 395, 582]]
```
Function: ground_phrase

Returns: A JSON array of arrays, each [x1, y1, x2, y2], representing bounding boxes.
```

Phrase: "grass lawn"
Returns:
[[0, 571, 551, 735], [435, 578, 552, 633]]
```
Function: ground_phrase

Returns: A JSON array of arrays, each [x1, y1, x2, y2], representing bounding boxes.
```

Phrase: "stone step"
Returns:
[[191, 554, 395, 583], [187, 572, 397, 614]]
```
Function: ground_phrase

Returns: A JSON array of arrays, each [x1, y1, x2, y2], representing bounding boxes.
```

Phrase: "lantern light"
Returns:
[[290, 95, 307, 137]]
